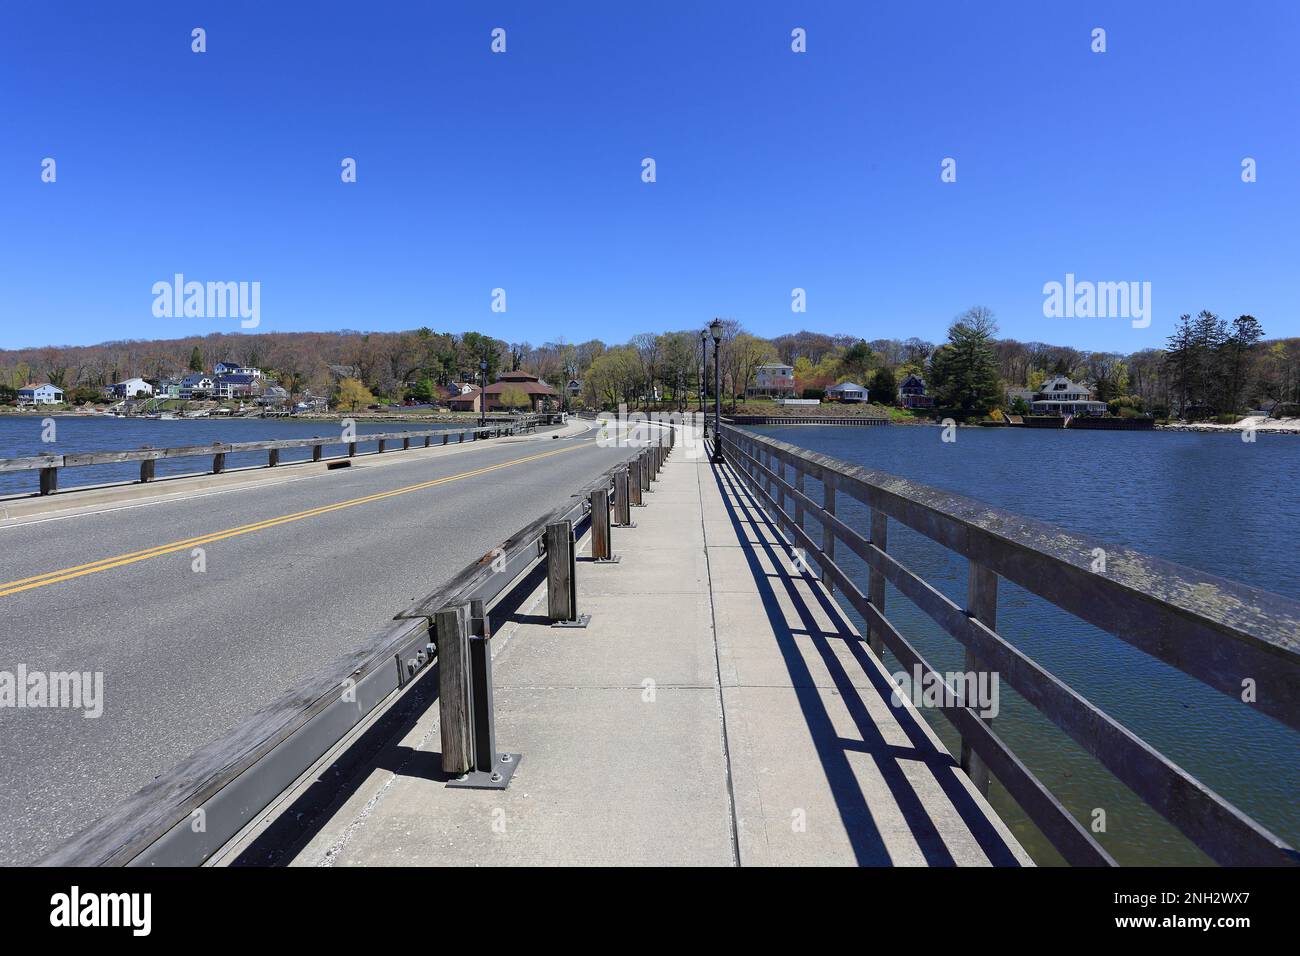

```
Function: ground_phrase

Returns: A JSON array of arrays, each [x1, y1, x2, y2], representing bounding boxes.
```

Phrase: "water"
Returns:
[[749, 423, 1300, 866], [0, 415, 462, 496]]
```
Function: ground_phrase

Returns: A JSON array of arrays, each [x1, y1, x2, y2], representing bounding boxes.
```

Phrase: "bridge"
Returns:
[[0, 416, 1296, 866]]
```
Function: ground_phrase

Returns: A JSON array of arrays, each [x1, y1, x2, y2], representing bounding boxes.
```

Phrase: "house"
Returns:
[[826, 381, 869, 403], [1005, 387, 1035, 409], [566, 379, 583, 398], [446, 384, 483, 413], [897, 373, 933, 409], [111, 377, 154, 399], [1030, 375, 1107, 416], [482, 370, 558, 412], [156, 378, 183, 399], [747, 363, 796, 399], [17, 383, 63, 405], [179, 374, 215, 399], [213, 362, 262, 379], [214, 373, 259, 400], [255, 384, 290, 406]]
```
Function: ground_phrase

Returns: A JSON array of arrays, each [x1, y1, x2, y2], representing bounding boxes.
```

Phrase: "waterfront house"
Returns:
[[1030, 375, 1107, 416], [214, 362, 262, 379], [214, 373, 259, 400], [1005, 387, 1035, 409], [897, 374, 934, 409], [179, 375, 215, 399], [826, 381, 869, 403], [110, 377, 154, 399], [156, 379, 183, 399], [255, 384, 290, 406], [446, 384, 482, 413], [483, 370, 558, 412], [746, 363, 796, 399], [16, 383, 63, 405]]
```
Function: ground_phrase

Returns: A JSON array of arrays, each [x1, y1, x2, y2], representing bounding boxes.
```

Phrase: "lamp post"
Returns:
[[479, 360, 488, 427], [709, 318, 723, 462]]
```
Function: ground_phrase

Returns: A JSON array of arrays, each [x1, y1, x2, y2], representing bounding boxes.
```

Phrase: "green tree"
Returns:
[[869, 366, 897, 404], [497, 385, 531, 410], [336, 377, 376, 411], [188, 346, 204, 372], [928, 307, 1002, 412]]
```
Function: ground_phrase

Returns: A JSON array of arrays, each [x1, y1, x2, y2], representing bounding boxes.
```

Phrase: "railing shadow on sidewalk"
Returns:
[[710, 459, 1024, 866]]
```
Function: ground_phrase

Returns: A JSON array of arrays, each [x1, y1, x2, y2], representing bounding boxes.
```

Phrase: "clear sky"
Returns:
[[1, 1, 1296, 352]]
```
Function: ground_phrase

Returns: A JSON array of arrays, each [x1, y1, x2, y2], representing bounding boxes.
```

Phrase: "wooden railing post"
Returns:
[[39, 466, 57, 495], [629, 459, 644, 507], [212, 452, 225, 474], [961, 563, 997, 796], [403, 436, 411, 450], [436, 604, 473, 774], [348, 442, 357, 457], [823, 473, 836, 596], [377, 439, 387, 454], [590, 486, 617, 562], [545, 520, 588, 626], [268, 448, 279, 468], [312, 444, 322, 462], [614, 468, 633, 525], [640, 450, 652, 493], [867, 510, 887, 656]]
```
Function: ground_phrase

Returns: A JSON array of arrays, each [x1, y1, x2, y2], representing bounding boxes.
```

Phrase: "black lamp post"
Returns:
[[479, 360, 488, 427], [709, 318, 723, 462]]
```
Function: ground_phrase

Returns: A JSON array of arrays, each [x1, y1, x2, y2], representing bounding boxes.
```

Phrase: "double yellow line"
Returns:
[[0, 443, 584, 600]]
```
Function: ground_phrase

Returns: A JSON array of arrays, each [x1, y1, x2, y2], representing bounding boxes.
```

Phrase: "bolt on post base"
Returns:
[[446, 752, 522, 790], [551, 612, 592, 629]]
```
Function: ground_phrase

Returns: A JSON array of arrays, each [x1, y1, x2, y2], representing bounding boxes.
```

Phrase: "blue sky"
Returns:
[[1, 1, 1296, 352]]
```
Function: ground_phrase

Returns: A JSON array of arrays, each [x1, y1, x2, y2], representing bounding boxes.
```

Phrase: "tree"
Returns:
[[336, 377, 375, 411], [189, 346, 204, 372], [497, 385, 531, 410], [839, 340, 877, 382], [928, 307, 1002, 413], [1221, 315, 1264, 413], [869, 366, 897, 404]]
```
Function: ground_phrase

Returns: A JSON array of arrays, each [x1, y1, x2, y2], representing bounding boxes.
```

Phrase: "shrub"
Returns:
[[801, 388, 825, 401]]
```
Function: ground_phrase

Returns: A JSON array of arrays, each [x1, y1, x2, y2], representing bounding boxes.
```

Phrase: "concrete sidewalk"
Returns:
[[243, 443, 1029, 866]]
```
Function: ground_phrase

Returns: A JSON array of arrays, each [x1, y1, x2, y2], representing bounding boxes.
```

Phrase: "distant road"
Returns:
[[0, 422, 625, 864]]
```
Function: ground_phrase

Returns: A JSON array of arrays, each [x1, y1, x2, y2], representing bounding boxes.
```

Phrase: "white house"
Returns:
[[179, 374, 215, 399], [17, 383, 63, 405], [213, 362, 262, 379], [111, 377, 154, 399], [1030, 375, 1107, 416], [747, 363, 796, 399], [827, 381, 869, 403]]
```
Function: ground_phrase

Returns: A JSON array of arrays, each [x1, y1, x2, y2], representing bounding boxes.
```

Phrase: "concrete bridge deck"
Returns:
[[228, 444, 1030, 866]]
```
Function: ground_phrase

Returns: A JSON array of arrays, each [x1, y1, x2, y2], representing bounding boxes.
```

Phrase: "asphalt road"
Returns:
[[0, 422, 629, 864]]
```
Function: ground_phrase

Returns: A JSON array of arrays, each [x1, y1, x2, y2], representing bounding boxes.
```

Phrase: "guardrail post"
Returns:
[[268, 448, 279, 468], [867, 511, 887, 656], [424, 435, 431, 448], [590, 486, 619, 562], [614, 468, 634, 526], [961, 563, 997, 796], [459, 432, 465, 444], [39, 466, 58, 495], [312, 444, 323, 462], [212, 451, 226, 475], [629, 458, 644, 507], [640, 449, 652, 493], [442, 599, 522, 790], [378, 439, 387, 454], [436, 605, 473, 774], [348, 441, 357, 457], [139, 458, 155, 483], [545, 519, 589, 627], [403, 437, 411, 450]]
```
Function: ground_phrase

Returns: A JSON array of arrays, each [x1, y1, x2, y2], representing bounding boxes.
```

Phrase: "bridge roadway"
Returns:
[[223, 442, 1031, 866], [0, 419, 628, 864]]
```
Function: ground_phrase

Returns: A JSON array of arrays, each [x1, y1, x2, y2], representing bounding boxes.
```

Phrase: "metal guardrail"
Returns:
[[39, 423, 674, 866], [0, 417, 542, 496], [719, 423, 1300, 866]]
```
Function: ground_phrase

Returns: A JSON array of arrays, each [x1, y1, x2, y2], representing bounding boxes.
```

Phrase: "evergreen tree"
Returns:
[[929, 307, 1002, 412], [188, 346, 203, 372]]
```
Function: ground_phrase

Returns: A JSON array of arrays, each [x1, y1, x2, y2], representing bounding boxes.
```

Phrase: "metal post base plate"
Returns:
[[551, 613, 592, 628], [447, 753, 522, 790], [613, 521, 637, 528], [592, 554, 622, 564]]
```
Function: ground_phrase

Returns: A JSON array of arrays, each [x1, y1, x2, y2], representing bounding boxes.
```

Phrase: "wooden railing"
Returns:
[[0, 417, 541, 497], [720, 423, 1300, 867]]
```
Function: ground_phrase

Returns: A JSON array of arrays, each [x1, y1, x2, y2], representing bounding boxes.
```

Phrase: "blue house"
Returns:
[[17, 383, 64, 405]]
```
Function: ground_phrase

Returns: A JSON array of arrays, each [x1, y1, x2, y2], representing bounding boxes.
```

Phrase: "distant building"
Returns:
[[483, 370, 558, 412], [747, 363, 796, 399], [1030, 375, 1106, 416], [156, 379, 183, 399], [566, 379, 583, 398], [1005, 387, 1035, 409], [179, 375, 215, 399], [446, 384, 483, 412], [826, 381, 869, 403], [213, 362, 262, 379], [17, 383, 63, 405], [897, 374, 933, 409], [111, 377, 154, 399], [214, 373, 259, 399], [256, 384, 290, 406]]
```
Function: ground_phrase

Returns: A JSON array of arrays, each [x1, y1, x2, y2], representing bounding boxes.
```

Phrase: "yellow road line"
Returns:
[[0, 443, 586, 599]]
